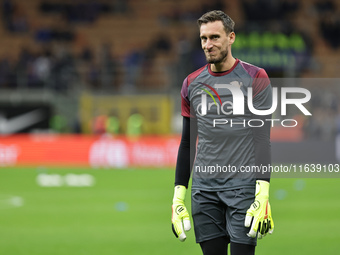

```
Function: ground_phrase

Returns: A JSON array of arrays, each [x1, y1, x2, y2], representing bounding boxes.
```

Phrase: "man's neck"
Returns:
[[210, 56, 236, 72]]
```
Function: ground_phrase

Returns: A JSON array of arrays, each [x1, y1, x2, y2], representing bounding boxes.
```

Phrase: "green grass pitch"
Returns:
[[0, 167, 339, 255]]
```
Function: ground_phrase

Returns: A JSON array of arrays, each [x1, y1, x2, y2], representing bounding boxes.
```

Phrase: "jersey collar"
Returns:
[[208, 58, 239, 76]]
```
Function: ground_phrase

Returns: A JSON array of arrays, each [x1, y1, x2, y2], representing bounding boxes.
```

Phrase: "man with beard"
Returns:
[[171, 10, 274, 255]]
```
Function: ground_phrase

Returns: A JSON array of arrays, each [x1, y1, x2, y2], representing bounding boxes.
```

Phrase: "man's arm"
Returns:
[[245, 69, 274, 238], [175, 116, 196, 187], [251, 113, 271, 182], [172, 116, 197, 241]]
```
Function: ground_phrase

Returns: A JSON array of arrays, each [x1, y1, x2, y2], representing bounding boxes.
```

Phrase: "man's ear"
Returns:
[[229, 32, 235, 45]]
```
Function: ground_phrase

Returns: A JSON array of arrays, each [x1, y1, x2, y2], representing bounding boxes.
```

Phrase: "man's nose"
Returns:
[[205, 39, 213, 50]]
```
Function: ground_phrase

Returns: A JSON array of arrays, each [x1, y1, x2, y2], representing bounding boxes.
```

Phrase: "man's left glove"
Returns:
[[245, 180, 274, 239], [171, 185, 191, 242]]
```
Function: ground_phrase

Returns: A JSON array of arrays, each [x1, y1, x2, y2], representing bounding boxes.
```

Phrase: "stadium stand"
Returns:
[[1, 0, 340, 92]]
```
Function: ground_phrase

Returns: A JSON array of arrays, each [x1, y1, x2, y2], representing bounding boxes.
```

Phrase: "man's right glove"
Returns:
[[171, 185, 191, 241]]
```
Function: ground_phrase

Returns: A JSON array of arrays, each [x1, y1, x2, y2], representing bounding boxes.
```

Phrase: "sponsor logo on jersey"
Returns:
[[195, 82, 311, 128]]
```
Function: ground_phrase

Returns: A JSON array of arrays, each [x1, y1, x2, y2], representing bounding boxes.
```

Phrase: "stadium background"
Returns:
[[0, 0, 339, 254]]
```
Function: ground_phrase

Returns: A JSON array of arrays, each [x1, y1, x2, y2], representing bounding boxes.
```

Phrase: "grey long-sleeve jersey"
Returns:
[[180, 59, 272, 191]]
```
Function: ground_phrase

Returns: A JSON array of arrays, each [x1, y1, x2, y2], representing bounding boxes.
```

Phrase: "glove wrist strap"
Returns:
[[173, 185, 187, 202], [255, 180, 270, 198]]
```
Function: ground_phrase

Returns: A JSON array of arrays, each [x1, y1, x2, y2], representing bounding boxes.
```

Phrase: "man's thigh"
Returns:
[[191, 188, 257, 246], [218, 187, 257, 246], [191, 190, 229, 243]]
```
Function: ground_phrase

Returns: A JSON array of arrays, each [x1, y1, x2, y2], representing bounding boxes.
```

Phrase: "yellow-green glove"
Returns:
[[172, 185, 191, 241], [245, 180, 274, 239]]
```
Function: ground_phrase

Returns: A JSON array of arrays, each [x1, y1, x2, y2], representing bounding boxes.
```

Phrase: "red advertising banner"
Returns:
[[0, 135, 181, 168], [0, 130, 301, 168]]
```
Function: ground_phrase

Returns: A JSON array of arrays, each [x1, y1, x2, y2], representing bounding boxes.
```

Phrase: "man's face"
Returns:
[[200, 21, 234, 64]]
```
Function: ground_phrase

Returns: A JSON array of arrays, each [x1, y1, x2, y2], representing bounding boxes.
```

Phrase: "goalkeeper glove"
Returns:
[[245, 180, 274, 239], [171, 185, 191, 241]]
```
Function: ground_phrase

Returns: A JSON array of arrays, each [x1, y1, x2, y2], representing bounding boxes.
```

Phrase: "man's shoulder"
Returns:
[[238, 59, 267, 78], [186, 64, 208, 86]]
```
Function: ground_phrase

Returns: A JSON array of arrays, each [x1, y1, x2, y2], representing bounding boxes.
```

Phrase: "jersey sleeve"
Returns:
[[251, 69, 272, 181], [181, 77, 190, 118], [174, 116, 191, 187], [252, 69, 272, 111]]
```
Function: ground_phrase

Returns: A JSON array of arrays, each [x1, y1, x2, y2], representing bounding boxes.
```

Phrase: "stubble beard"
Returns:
[[206, 48, 228, 64]]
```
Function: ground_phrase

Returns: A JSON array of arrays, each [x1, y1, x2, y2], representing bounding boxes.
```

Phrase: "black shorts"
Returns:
[[191, 187, 257, 246]]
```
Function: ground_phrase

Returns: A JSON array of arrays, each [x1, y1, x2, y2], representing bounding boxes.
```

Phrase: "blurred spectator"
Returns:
[[86, 60, 100, 89], [99, 43, 120, 90], [72, 114, 82, 134], [137, 44, 159, 88], [50, 114, 69, 133], [106, 109, 120, 135], [49, 48, 78, 91], [2, 0, 29, 33], [39, 0, 110, 24], [2, 0, 15, 31], [16, 47, 36, 88], [242, 0, 282, 22], [319, 14, 340, 49], [93, 112, 108, 135], [34, 25, 53, 43], [175, 35, 193, 85], [124, 47, 143, 89], [51, 16, 75, 41], [64, 0, 100, 23], [191, 38, 207, 71], [34, 16, 75, 43], [11, 4, 29, 33], [126, 110, 143, 138], [33, 49, 52, 86], [79, 45, 94, 63], [0, 41, 121, 92], [152, 33, 172, 53], [0, 57, 12, 88]]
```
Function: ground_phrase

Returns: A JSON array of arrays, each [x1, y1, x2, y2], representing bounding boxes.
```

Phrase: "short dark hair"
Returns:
[[197, 10, 235, 34]]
